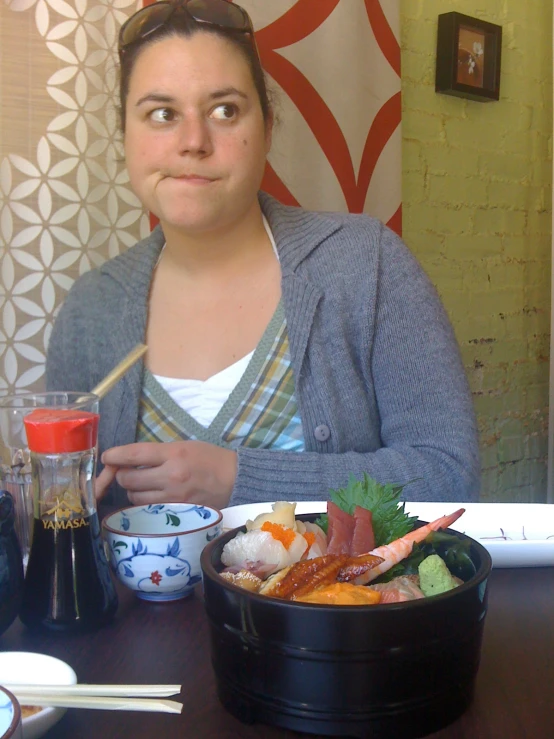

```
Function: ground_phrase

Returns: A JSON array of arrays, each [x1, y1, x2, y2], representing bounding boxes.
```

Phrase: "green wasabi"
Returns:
[[418, 554, 459, 597]]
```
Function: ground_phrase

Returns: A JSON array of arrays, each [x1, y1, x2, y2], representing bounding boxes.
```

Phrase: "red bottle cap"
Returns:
[[24, 409, 100, 453]]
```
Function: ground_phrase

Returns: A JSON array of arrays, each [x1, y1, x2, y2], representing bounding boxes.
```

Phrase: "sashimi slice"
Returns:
[[221, 527, 311, 574], [327, 501, 355, 555], [351, 505, 375, 555], [221, 530, 284, 571], [302, 521, 328, 557], [371, 575, 425, 603]]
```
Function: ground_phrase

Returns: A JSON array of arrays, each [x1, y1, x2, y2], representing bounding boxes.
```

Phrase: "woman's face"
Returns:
[[124, 33, 272, 236]]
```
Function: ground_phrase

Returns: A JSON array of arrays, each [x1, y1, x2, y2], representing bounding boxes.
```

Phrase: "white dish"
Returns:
[[0, 652, 77, 739], [221, 501, 554, 568]]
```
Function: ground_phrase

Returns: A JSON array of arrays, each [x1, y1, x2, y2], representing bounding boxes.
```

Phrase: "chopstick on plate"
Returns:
[[7, 684, 183, 714], [6, 683, 181, 698], [7, 693, 182, 714]]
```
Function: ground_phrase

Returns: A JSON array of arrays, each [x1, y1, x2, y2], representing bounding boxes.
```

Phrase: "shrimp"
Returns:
[[338, 508, 465, 585]]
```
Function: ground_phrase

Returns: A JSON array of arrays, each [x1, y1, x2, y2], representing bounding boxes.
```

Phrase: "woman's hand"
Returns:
[[94, 441, 238, 510]]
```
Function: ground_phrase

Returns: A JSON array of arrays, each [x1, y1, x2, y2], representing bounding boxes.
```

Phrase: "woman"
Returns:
[[46, 0, 480, 509]]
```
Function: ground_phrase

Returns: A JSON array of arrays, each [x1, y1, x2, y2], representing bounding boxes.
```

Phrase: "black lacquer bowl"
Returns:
[[201, 516, 493, 739]]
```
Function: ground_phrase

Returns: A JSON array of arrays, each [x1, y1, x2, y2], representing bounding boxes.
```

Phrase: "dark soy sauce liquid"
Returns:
[[20, 512, 118, 632]]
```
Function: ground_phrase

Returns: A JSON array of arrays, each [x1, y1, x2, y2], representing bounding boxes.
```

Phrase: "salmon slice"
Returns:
[[371, 575, 425, 602]]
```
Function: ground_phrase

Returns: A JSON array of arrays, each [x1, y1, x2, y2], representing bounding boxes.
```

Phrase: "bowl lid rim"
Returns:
[[201, 517, 493, 612], [102, 503, 223, 537]]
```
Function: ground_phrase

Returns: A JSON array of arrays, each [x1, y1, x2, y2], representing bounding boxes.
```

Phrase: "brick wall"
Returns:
[[401, 0, 553, 501]]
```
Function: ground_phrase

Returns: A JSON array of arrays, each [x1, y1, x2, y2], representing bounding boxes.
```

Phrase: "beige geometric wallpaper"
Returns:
[[1, 0, 400, 396], [0, 0, 149, 395]]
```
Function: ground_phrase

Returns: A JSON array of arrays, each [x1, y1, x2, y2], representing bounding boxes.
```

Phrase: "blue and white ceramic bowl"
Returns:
[[0, 686, 21, 739], [102, 504, 223, 601]]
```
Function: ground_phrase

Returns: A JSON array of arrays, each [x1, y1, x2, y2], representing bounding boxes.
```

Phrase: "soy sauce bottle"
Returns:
[[19, 396, 118, 632]]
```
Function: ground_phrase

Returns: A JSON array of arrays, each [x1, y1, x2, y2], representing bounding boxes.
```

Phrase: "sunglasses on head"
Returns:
[[118, 0, 256, 56]]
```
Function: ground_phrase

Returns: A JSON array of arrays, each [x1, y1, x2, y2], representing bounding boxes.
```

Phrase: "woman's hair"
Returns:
[[118, 13, 272, 133]]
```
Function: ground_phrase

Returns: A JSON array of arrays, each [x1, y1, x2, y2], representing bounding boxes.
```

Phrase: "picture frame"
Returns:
[[435, 12, 502, 102]]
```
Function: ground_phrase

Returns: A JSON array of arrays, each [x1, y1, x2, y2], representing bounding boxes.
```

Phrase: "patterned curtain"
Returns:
[[0, 0, 401, 395], [249, 0, 401, 229]]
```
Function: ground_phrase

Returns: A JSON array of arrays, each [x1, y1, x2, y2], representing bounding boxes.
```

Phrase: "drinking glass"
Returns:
[[0, 392, 94, 567]]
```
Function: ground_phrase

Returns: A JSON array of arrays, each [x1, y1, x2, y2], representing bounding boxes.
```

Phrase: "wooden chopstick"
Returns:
[[9, 693, 182, 713], [91, 343, 147, 399], [7, 683, 181, 698]]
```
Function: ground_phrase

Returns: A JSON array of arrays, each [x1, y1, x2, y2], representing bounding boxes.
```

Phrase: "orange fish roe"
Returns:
[[261, 521, 297, 549]]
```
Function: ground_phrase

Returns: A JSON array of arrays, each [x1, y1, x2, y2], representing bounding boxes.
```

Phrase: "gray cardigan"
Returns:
[[46, 193, 480, 505]]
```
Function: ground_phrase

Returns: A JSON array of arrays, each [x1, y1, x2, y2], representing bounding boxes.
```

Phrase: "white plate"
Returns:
[[0, 652, 77, 739], [221, 501, 554, 568]]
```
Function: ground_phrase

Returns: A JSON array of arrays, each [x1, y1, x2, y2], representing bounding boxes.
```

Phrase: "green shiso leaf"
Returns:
[[314, 473, 418, 547], [313, 513, 329, 533]]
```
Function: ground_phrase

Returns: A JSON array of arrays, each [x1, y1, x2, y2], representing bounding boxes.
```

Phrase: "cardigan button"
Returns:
[[314, 424, 330, 442]]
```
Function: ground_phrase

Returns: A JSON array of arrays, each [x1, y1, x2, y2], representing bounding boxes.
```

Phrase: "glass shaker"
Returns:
[[19, 393, 118, 632]]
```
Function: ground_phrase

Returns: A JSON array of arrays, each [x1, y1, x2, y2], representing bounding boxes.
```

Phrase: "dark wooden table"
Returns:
[[1, 567, 553, 739]]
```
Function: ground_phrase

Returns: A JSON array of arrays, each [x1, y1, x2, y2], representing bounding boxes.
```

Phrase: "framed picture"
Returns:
[[435, 12, 502, 102]]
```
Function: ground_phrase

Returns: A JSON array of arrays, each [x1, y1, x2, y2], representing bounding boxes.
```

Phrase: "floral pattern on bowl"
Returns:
[[0, 686, 21, 739], [119, 504, 215, 533], [102, 503, 223, 601]]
